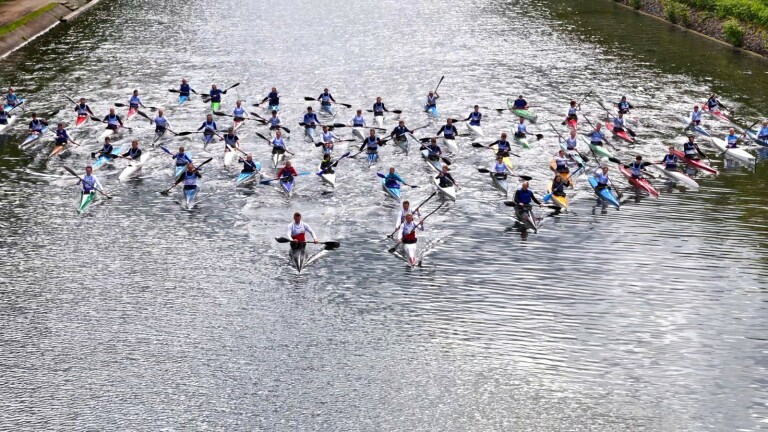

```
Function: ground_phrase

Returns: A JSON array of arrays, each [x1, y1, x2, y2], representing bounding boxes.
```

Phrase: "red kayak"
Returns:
[[127, 107, 137, 119], [702, 103, 730, 122], [671, 149, 719, 175], [605, 122, 634, 143], [619, 165, 659, 197], [75, 114, 88, 127], [566, 118, 577, 130]]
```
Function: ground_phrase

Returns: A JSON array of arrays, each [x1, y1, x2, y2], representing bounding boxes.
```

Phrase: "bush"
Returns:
[[630, 0, 642, 9], [677, 0, 768, 28], [724, 17, 746, 46], [663, 0, 691, 26]]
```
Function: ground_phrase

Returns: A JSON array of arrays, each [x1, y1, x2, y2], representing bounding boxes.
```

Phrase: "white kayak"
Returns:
[[710, 137, 756, 165], [318, 162, 336, 187], [352, 127, 367, 140], [394, 135, 411, 154], [434, 176, 457, 201], [420, 149, 442, 172], [374, 115, 384, 128], [223, 147, 238, 167], [400, 241, 419, 267], [97, 127, 117, 141], [0, 115, 17, 134], [271, 151, 285, 169], [441, 137, 458, 153], [118, 153, 151, 181], [467, 123, 484, 137], [651, 164, 700, 189], [20, 127, 47, 148], [490, 172, 508, 195]]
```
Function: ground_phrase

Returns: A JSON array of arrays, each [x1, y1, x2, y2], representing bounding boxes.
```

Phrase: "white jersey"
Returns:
[[516, 123, 527, 133], [397, 207, 420, 225], [690, 110, 702, 122], [287, 221, 316, 240], [565, 136, 578, 149]]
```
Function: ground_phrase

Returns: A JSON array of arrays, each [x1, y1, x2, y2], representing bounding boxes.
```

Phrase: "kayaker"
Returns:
[[463, 105, 482, 126], [493, 155, 511, 175], [174, 162, 201, 192], [128, 90, 146, 110], [121, 139, 143, 160], [513, 181, 541, 208], [398, 200, 420, 225], [91, 137, 114, 159], [232, 100, 248, 122], [239, 154, 259, 173], [399, 213, 421, 244], [689, 105, 702, 126], [152, 109, 172, 134], [179, 78, 195, 98], [492, 132, 512, 156], [197, 113, 218, 141], [758, 120, 768, 142], [617, 96, 633, 114], [74, 98, 94, 120], [359, 129, 382, 154], [0, 107, 9, 125], [564, 129, 579, 150], [79, 165, 104, 195], [424, 138, 442, 161], [514, 117, 528, 139], [27, 113, 47, 134], [221, 126, 240, 153], [318, 88, 336, 110], [425, 91, 439, 111], [320, 153, 335, 174], [706, 94, 726, 112], [102, 108, 123, 132], [512, 95, 528, 110], [209, 84, 223, 105], [384, 167, 409, 189], [303, 106, 321, 130], [271, 130, 288, 156], [660, 146, 679, 170], [612, 112, 627, 134], [683, 134, 702, 160], [5, 88, 19, 108], [625, 155, 647, 179], [592, 166, 612, 191], [288, 212, 318, 246], [436, 165, 458, 188], [436, 118, 458, 140], [390, 120, 412, 141], [172, 146, 192, 167], [260, 87, 280, 107], [588, 123, 607, 146], [725, 128, 742, 148], [551, 174, 567, 198], [372, 97, 389, 118], [552, 149, 571, 175], [277, 160, 298, 180], [564, 100, 579, 125], [268, 110, 281, 131], [351, 109, 366, 127], [53, 122, 75, 148], [320, 125, 339, 155]]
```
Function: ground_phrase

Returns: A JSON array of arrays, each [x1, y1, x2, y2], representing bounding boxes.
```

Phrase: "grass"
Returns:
[[0, 3, 58, 37], [680, 0, 768, 28]]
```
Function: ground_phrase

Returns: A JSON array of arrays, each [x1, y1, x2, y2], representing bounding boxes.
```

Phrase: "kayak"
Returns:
[[118, 153, 152, 181], [467, 123, 484, 137], [233, 119, 243, 132], [352, 127, 367, 140], [202, 133, 215, 149], [433, 176, 457, 201], [490, 172, 509, 195], [268, 104, 280, 112], [395, 135, 410, 154], [374, 115, 384, 128], [92, 144, 122, 170], [50, 142, 67, 157], [618, 165, 660, 197], [183, 186, 199, 209], [441, 137, 458, 153], [289, 246, 309, 272], [174, 164, 186, 181], [651, 164, 700, 189], [671, 149, 718, 175], [3, 98, 24, 112], [425, 106, 439, 117], [211, 101, 221, 112], [488, 144, 514, 172], [588, 176, 620, 209], [235, 165, 261, 186], [97, 127, 116, 141], [318, 162, 336, 187], [506, 100, 538, 122], [710, 137, 756, 165], [421, 149, 442, 172], [514, 205, 541, 233], [20, 127, 48, 148], [679, 116, 710, 137], [381, 178, 401, 200], [320, 104, 334, 116], [179, 95, 188, 106], [367, 151, 379, 166], [0, 114, 17, 134], [279, 176, 294, 196], [127, 107, 137, 119], [305, 126, 316, 141], [549, 160, 573, 186], [581, 136, 613, 159], [605, 122, 634, 143], [400, 241, 419, 267], [75, 114, 89, 127], [566, 118, 578, 130], [558, 140, 587, 170], [151, 129, 166, 147], [745, 129, 768, 147], [271, 151, 285, 169], [702, 104, 730, 122], [223, 147, 238, 167], [78, 191, 97, 213], [513, 134, 530, 149], [546, 181, 568, 210]]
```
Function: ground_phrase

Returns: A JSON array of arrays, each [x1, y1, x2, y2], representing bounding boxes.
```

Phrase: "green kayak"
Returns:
[[211, 101, 221, 111], [580, 136, 613, 159], [514, 135, 530, 149], [78, 191, 97, 212], [506, 98, 538, 123]]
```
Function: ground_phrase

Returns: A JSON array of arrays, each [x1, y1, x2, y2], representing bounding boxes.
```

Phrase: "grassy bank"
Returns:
[[0, 3, 57, 37], [679, 0, 768, 28]]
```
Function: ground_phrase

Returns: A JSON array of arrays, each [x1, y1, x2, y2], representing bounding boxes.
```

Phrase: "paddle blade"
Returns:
[[168, 89, 179, 93], [275, 237, 291, 243], [323, 241, 340, 250], [114, 102, 126, 107], [304, 96, 316, 101], [471, 142, 485, 148], [376, 172, 386, 178], [255, 132, 269, 142], [213, 111, 227, 116], [502, 200, 517, 207], [477, 168, 490, 173], [518, 175, 533, 181], [176, 131, 193, 136], [63, 166, 79, 178], [387, 244, 399, 254], [281, 126, 291, 134], [392, 109, 403, 114], [339, 103, 352, 108], [160, 145, 173, 155]]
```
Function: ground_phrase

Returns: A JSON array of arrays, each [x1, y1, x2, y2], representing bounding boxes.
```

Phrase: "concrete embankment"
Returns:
[[0, 0, 103, 58]]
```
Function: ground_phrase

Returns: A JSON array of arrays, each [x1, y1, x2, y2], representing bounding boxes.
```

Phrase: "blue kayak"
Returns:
[[425, 105, 439, 118], [381, 178, 401, 200], [235, 163, 261, 186], [588, 176, 620, 209], [320, 104, 334, 116], [680, 116, 710, 137], [268, 104, 281, 112], [183, 186, 199, 209], [20, 125, 47, 147], [92, 145, 122, 169], [179, 95, 188, 106], [746, 129, 768, 147], [280, 176, 294, 196], [4, 97, 24, 112], [367, 151, 378, 165]]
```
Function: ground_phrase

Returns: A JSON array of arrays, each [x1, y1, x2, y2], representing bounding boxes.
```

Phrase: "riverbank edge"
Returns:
[[612, 0, 768, 60], [0, 0, 103, 59]]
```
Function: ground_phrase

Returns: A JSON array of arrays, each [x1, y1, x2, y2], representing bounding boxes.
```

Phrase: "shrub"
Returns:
[[723, 17, 745, 46], [663, 0, 691, 26], [630, 0, 642, 9]]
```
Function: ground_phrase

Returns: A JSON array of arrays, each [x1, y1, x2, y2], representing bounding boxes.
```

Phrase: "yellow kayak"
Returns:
[[547, 180, 569, 210], [489, 144, 514, 171]]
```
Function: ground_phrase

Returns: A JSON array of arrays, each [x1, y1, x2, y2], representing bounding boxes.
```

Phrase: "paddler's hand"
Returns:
[[314, 240, 318, 244]]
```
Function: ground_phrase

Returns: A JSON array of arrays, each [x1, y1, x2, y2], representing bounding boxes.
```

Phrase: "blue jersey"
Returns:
[[303, 113, 320, 126], [209, 89, 223, 102], [173, 152, 192, 166], [55, 128, 69, 144], [179, 84, 191, 96], [267, 91, 279, 105]]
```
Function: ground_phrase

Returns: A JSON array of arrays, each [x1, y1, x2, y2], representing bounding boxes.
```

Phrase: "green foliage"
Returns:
[[678, 0, 768, 28], [630, 0, 642, 9], [723, 17, 746, 46], [0, 3, 57, 37], [663, 0, 691, 25]]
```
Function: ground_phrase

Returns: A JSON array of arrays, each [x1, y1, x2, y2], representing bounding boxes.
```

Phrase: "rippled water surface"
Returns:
[[1, 0, 768, 430]]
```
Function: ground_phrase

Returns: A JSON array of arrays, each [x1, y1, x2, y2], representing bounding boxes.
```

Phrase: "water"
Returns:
[[1, 0, 767, 430]]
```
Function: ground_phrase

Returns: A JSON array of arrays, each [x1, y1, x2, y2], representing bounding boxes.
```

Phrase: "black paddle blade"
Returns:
[[339, 103, 352, 108], [608, 157, 622, 164], [304, 96, 317, 101], [471, 142, 485, 148], [323, 241, 341, 250], [176, 131, 194, 136], [63, 166, 79, 178], [387, 244, 399, 254], [275, 237, 291, 243], [213, 111, 227, 116], [502, 200, 517, 207], [518, 175, 533, 181], [477, 167, 490, 173], [114, 102, 126, 107], [168, 89, 179, 93], [255, 132, 269, 142], [392, 109, 403, 114]]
